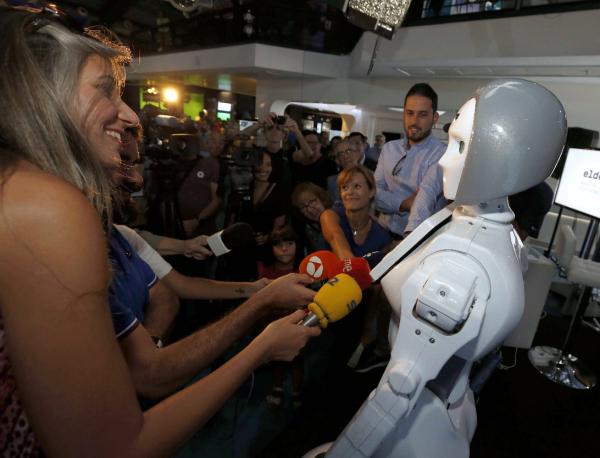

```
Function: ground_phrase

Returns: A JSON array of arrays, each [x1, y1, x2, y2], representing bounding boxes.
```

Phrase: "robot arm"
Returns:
[[327, 252, 490, 458]]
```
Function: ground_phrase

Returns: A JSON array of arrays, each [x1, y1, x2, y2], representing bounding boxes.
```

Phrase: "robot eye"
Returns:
[[454, 111, 460, 120], [458, 141, 465, 154]]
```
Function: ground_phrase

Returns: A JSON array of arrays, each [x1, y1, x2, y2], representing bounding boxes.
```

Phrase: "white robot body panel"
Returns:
[[325, 206, 525, 458], [317, 389, 475, 458], [385, 206, 525, 360], [373, 388, 476, 458]]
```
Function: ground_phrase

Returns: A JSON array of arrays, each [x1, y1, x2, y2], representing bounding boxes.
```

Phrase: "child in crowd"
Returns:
[[258, 226, 306, 408], [257, 225, 300, 279]]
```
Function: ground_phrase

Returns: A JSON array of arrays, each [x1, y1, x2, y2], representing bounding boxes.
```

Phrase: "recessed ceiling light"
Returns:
[[290, 102, 357, 114], [388, 107, 446, 115]]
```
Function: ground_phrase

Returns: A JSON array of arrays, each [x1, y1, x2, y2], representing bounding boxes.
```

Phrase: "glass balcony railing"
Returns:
[[406, 0, 600, 24]]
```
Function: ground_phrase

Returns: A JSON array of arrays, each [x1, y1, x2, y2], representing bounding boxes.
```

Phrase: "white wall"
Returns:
[[257, 76, 600, 140], [349, 8, 600, 73]]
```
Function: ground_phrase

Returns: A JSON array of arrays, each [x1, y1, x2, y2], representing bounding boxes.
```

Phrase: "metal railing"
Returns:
[[405, 0, 600, 25]]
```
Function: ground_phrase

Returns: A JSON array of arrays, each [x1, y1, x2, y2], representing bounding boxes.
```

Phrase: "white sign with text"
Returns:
[[555, 148, 600, 219]]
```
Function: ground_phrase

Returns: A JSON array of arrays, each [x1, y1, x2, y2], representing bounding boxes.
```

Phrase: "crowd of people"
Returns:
[[0, 4, 554, 457]]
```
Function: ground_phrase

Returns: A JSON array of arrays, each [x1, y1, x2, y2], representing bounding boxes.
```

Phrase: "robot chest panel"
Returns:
[[381, 221, 521, 326]]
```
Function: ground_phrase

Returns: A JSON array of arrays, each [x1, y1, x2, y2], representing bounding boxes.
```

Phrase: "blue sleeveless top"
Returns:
[[328, 205, 392, 257]]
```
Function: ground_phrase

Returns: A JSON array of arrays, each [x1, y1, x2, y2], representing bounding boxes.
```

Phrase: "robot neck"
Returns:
[[458, 196, 514, 224]]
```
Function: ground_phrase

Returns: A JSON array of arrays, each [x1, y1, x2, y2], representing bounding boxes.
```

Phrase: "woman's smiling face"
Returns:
[[340, 171, 374, 211], [73, 55, 139, 173], [254, 153, 273, 182], [296, 191, 325, 222]]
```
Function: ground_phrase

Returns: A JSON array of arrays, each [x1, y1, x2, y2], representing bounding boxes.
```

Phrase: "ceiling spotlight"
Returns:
[[242, 9, 254, 36], [163, 87, 179, 103], [243, 24, 254, 36], [243, 9, 254, 23]]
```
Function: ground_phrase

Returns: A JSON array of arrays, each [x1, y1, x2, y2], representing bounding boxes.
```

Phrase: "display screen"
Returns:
[[555, 148, 600, 219], [218, 101, 232, 112], [217, 111, 231, 121]]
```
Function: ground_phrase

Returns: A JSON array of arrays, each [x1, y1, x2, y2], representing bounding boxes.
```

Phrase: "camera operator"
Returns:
[[141, 112, 221, 239], [290, 129, 338, 190], [241, 113, 337, 192], [239, 112, 300, 194], [176, 130, 222, 237]]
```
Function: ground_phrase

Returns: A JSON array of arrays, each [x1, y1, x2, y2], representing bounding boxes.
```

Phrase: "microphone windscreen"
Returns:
[[207, 222, 255, 256], [299, 250, 339, 281], [308, 273, 362, 327], [336, 257, 372, 290], [220, 222, 255, 249]]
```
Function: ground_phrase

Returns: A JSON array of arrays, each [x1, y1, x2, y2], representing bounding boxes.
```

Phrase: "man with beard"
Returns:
[[374, 83, 447, 238]]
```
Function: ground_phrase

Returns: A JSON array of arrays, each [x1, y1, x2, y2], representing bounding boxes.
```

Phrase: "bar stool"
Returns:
[[528, 224, 600, 389]]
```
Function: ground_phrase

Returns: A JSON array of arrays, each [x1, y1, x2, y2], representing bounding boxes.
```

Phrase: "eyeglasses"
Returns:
[[392, 156, 406, 176], [298, 198, 317, 211], [335, 149, 353, 159], [22, 2, 84, 35]]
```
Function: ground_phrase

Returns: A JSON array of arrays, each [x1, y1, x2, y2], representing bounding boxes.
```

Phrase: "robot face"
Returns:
[[439, 98, 476, 200], [437, 79, 566, 205]]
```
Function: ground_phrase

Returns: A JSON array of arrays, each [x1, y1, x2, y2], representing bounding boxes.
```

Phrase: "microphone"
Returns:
[[299, 250, 339, 281], [206, 222, 255, 256], [301, 274, 362, 328], [335, 257, 372, 290]]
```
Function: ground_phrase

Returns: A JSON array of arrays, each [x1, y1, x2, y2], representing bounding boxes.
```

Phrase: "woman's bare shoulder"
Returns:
[[319, 208, 339, 225], [0, 164, 109, 295], [1, 163, 103, 229]]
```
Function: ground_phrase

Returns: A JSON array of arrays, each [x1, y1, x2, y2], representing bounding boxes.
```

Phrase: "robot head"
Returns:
[[439, 79, 567, 204]]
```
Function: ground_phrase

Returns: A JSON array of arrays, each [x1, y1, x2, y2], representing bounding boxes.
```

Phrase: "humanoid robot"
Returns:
[[305, 79, 567, 458]]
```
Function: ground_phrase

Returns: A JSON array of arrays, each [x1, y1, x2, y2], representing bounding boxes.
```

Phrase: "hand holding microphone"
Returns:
[[301, 273, 363, 328], [250, 272, 361, 362], [183, 235, 213, 260], [253, 273, 316, 310], [257, 309, 322, 363]]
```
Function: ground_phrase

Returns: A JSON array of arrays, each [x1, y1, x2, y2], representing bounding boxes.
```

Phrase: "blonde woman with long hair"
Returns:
[[0, 6, 319, 457]]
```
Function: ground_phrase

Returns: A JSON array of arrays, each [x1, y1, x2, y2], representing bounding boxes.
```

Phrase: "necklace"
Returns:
[[351, 219, 370, 237]]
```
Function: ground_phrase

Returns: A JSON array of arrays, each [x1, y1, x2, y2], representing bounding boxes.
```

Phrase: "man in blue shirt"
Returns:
[[374, 83, 447, 237]]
